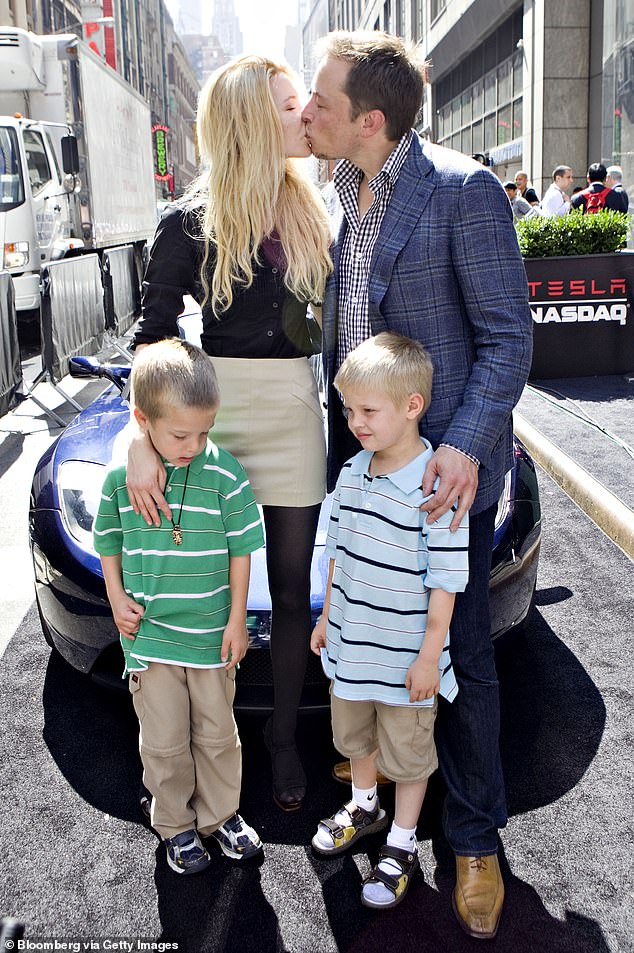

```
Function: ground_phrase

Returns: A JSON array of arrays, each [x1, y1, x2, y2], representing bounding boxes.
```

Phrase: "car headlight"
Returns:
[[4, 241, 29, 268], [58, 460, 105, 552], [494, 470, 512, 530]]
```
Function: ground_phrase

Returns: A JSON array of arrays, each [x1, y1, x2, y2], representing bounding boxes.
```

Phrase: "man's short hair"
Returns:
[[552, 165, 572, 181], [316, 31, 426, 141], [607, 165, 623, 182], [334, 332, 434, 419], [587, 162, 607, 182], [132, 339, 220, 421]]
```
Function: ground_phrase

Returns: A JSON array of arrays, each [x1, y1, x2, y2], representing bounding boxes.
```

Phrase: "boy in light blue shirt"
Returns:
[[311, 332, 469, 910]]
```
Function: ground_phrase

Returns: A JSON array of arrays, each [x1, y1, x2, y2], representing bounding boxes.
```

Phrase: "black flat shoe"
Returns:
[[263, 717, 307, 812]]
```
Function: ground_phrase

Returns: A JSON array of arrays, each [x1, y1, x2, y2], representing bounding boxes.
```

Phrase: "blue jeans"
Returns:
[[435, 502, 508, 856]]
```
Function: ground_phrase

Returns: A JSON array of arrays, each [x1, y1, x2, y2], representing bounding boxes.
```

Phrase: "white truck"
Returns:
[[0, 27, 157, 328]]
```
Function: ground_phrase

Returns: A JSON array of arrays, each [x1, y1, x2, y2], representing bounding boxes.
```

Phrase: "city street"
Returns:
[[0, 350, 632, 953]]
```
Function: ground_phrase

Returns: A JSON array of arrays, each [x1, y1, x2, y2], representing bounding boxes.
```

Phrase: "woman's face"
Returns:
[[270, 72, 311, 158]]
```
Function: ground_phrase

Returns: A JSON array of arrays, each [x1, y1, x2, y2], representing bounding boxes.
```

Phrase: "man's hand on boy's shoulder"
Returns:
[[221, 619, 248, 669], [405, 655, 440, 703], [421, 446, 478, 530]]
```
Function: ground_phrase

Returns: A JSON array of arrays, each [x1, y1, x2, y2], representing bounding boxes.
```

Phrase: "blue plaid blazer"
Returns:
[[321, 134, 533, 514]]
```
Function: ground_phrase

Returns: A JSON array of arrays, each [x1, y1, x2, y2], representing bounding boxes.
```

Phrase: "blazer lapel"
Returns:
[[368, 136, 437, 329]]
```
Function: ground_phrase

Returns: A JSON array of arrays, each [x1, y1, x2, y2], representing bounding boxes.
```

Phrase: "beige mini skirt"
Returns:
[[209, 356, 326, 508]]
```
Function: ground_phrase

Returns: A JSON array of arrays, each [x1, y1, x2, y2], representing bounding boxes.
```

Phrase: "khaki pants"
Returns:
[[130, 663, 241, 839]]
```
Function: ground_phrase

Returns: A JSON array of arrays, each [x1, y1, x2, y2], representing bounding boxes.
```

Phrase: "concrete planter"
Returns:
[[524, 251, 634, 379]]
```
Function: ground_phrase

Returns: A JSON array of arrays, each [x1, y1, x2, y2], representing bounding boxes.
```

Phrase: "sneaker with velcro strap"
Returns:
[[209, 813, 263, 860], [164, 829, 211, 875]]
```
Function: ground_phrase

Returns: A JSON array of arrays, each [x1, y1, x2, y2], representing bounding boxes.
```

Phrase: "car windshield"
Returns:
[[0, 126, 25, 210]]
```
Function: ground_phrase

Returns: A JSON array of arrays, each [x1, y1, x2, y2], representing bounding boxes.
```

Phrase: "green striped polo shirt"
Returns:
[[93, 439, 264, 675]]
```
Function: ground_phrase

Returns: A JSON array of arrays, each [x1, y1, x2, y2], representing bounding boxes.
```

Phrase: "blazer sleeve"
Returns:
[[441, 168, 533, 468], [135, 206, 203, 345]]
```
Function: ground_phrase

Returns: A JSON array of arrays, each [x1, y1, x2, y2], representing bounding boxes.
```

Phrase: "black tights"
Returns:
[[262, 503, 321, 746]]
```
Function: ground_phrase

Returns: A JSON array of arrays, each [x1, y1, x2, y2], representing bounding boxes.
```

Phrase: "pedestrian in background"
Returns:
[[310, 333, 469, 912], [571, 162, 625, 213], [503, 180, 537, 220], [540, 165, 574, 215], [94, 339, 265, 874], [514, 170, 540, 205], [606, 165, 629, 212], [302, 30, 532, 940], [126, 55, 333, 814]]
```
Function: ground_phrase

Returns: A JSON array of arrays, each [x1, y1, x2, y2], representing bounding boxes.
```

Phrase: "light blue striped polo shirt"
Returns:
[[322, 439, 469, 706]]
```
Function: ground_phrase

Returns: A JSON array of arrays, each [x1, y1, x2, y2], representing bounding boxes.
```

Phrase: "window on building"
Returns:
[[431, 0, 447, 22]]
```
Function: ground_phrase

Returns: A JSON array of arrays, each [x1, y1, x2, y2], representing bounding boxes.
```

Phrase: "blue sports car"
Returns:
[[29, 358, 541, 711]]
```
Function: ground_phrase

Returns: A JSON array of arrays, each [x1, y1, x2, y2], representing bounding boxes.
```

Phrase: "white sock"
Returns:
[[352, 784, 378, 814], [362, 822, 417, 906], [312, 788, 380, 851], [387, 821, 417, 853]]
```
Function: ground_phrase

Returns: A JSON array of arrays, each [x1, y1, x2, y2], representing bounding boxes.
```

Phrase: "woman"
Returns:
[[127, 55, 333, 812]]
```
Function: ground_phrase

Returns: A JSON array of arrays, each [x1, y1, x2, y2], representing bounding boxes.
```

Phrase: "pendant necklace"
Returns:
[[170, 465, 191, 546]]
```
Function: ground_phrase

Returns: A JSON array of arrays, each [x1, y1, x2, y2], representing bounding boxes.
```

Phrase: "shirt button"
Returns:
[[272, 302, 279, 309], [267, 330, 274, 336], [356, 252, 363, 261], [272, 267, 278, 274]]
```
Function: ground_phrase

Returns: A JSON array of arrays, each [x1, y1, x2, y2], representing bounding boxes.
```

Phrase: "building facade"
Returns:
[[303, 0, 634, 203]]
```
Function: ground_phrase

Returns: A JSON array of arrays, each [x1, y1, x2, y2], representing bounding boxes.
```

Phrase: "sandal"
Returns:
[[361, 844, 420, 909], [312, 799, 388, 856], [263, 717, 307, 812]]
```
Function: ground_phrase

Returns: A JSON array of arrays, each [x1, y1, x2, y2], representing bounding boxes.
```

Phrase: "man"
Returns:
[[302, 31, 533, 940], [503, 180, 536, 220], [514, 170, 540, 205], [606, 165, 629, 212], [571, 162, 626, 213], [540, 165, 574, 215]]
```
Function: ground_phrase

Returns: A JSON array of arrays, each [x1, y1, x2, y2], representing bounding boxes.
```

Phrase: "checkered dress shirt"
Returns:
[[334, 131, 412, 369]]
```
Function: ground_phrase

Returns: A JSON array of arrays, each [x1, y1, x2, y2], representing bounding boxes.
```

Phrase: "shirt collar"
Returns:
[[349, 438, 434, 494], [333, 130, 413, 197]]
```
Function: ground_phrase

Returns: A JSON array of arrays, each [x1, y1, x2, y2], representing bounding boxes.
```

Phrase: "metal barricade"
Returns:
[[20, 255, 105, 425], [0, 272, 23, 418], [102, 244, 142, 347]]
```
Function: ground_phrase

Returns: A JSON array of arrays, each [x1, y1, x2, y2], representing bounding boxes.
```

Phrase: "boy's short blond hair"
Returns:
[[132, 339, 220, 421], [334, 332, 433, 418]]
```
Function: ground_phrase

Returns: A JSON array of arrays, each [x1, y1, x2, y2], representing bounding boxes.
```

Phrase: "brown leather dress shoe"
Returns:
[[331, 760, 392, 786], [452, 854, 504, 940]]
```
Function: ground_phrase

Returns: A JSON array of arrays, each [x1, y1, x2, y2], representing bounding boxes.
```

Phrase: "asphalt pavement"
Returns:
[[0, 345, 632, 953]]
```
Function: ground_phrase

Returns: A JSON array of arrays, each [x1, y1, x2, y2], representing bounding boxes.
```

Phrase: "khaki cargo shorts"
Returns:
[[331, 691, 438, 784]]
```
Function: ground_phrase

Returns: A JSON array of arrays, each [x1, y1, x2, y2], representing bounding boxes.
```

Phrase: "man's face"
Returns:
[[301, 56, 365, 162], [515, 172, 527, 191], [556, 170, 574, 192]]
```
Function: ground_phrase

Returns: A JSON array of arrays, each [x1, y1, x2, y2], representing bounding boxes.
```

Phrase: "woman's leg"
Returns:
[[262, 503, 321, 746]]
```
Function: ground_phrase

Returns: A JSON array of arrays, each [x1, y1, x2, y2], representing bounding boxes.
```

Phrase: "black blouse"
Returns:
[[135, 205, 318, 358]]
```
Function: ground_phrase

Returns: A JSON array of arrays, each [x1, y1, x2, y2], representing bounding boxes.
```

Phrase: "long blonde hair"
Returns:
[[188, 55, 333, 316]]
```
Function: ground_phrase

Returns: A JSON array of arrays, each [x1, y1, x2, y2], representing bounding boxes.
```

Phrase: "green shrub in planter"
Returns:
[[515, 208, 631, 258]]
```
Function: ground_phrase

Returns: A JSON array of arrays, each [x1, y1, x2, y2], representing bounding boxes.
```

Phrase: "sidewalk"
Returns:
[[515, 374, 634, 557]]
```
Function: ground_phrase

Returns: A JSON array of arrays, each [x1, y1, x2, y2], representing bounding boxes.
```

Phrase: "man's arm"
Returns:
[[422, 167, 532, 523]]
